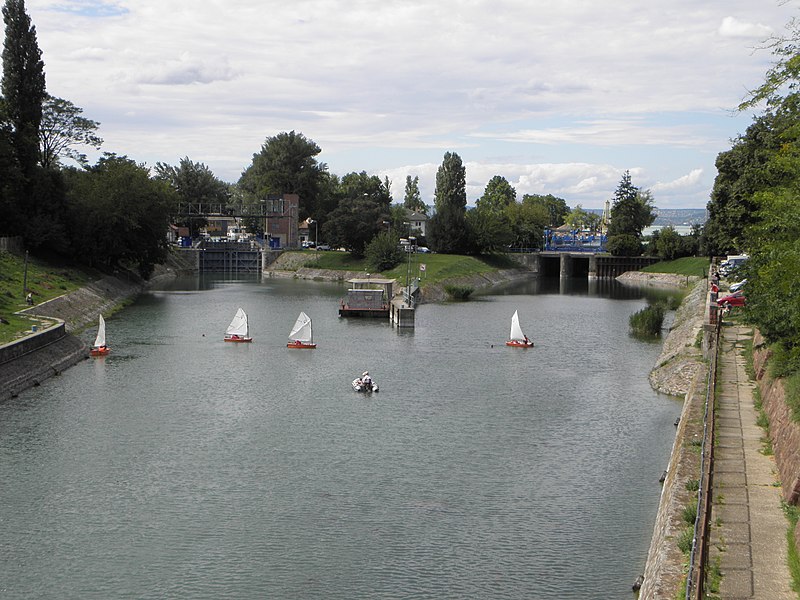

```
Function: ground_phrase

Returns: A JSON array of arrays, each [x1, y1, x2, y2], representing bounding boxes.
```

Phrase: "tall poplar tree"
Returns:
[[2, 0, 45, 177], [428, 151, 469, 253], [403, 175, 426, 213]]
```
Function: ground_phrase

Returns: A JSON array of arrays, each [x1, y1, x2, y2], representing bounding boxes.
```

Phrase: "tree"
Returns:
[[521, 193, 569, 227], [428, 151, 469, 253], [238, 130, 327, 219], [365, 230, 404, 272], [475, 175, 516, 214], [154, 157, 229, 236], [39, 94, 102, 169], [320, 171, 391, 257], [655, 226, 682, 260], [64, 154, 174, 278], [505, 197, 549, 249], [2, 0, 45, 177], [704, 110, 788, 256], [466, 207, 512, 253], [403, 175, 426, 213], [607, 171, 655, 255], [564, 204, 600, 231]]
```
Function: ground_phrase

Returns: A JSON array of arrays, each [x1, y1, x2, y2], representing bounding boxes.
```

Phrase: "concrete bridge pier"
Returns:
[[559, 254, 573, 278], [588, 255, 598, 279]]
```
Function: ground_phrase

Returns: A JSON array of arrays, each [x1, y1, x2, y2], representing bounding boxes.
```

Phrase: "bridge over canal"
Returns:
[[508, 251, 659, 279]]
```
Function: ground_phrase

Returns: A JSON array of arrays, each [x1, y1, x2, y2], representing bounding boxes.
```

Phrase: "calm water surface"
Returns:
[[0, 275, 682, 599]]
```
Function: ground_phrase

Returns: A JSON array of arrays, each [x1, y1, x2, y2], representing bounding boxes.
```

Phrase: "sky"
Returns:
[[25, 0, 800, 209]]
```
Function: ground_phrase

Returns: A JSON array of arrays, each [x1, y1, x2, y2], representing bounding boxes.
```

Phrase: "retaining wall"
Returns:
[[753, 333, 800, 506], [1, 274, 143, 401], [0, 321, 87, 401]]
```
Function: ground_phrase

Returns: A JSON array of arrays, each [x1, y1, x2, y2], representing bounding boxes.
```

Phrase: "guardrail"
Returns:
[[685, 295, 721, 598]]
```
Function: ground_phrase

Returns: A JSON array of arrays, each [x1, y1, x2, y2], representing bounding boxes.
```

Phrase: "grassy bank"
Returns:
[[0, 251, 90, 344], [641, 256, 710, 277], [300, 250, 517, 286]]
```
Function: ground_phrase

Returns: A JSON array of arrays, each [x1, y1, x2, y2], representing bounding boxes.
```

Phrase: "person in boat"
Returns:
[[523, 335, 530, 345], [361, 371, 372, 388]]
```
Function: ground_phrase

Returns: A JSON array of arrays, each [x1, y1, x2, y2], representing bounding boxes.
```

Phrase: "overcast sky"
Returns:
[[26, 0, 798, 209]]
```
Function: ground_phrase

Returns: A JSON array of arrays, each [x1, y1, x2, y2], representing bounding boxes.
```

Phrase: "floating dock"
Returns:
[[338, 278, 394, 318]]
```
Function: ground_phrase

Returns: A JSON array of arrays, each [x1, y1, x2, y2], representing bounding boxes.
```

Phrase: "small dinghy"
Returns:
[[89, 314, 110, 356], [352, 371, 379, 393], [505, 310, 534, 347], [287, 311, 316, 349], [224, 307, 252, 343]]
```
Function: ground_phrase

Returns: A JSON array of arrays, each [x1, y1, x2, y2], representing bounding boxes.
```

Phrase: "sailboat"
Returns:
[[506, 310, 534, 348], [89, 314, 111, 356], [287, 311, 316, 349], [224, 307, 252, 342]]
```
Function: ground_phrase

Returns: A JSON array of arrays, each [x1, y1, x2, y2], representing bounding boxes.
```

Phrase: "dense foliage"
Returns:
[[629, 304, 665, 337], [365, 230, 404, 272], [154, 157, 228, 236], [704, 18, 800, 382], [403, 175, 426, 214], [321, 171, 391, 257], [607, 171, 655, 255], [238, 130, 327, 221], [63, 155, 174, 278], [428, 152, 470, 254]]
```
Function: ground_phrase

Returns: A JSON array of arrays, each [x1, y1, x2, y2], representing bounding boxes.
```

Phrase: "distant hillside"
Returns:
[[587, 207, 706, 226], [651, 208, 707, 226]]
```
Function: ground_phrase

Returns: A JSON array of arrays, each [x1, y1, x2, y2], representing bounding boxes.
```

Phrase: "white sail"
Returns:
[[509, 310, 526, 341], [226, 308, 249, 337], [93, 315, 106, 347], [288, 311, 313, 343]]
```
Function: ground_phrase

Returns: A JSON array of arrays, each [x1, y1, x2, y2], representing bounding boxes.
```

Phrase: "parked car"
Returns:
[[316, 244, 331, 251], [729, 279, 747, 293], [717, 291, 746, 307], [416, 246, 431, 253], [720, 254, 749, 277]]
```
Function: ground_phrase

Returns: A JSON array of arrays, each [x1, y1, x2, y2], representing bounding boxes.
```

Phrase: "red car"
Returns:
[[718, 291, 746, 307]]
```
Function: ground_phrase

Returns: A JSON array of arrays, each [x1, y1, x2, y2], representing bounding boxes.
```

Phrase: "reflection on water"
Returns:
[[0, 274, 682, 599]]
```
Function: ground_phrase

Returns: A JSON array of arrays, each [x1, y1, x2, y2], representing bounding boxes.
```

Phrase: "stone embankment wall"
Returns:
[[753, 334, 800, 509], [620, 273, 711, 599], [1, 272, 145, 401], [0, 322, 87, 401], [18, 275, 143, 332]]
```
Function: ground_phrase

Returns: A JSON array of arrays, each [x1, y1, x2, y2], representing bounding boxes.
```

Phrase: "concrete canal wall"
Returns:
[[0, 321, 87, 401], [0, 271, 146, 401]]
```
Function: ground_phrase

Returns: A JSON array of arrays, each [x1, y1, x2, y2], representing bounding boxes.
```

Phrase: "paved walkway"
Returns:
[[709, 324, 795, 598]]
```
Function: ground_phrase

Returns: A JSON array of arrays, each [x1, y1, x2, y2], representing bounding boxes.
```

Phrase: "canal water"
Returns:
[[0, 275, 682, 599]]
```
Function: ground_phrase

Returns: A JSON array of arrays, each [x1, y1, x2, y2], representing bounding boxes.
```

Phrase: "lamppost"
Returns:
[[308, 218, 318, 247]]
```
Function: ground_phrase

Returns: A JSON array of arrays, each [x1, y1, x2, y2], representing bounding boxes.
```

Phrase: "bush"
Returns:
[[365, 231, 404, 272], [629, 304, 665, 336], [606, 234, 642, 256], [444, 284, 474, 300]]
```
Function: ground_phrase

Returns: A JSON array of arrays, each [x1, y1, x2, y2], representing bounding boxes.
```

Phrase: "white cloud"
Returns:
[[718, 16, 773, 39], [26, 0, 797, 207]]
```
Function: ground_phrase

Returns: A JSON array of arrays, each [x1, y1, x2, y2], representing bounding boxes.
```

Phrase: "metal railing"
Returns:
[[685, 291, 722, 598]]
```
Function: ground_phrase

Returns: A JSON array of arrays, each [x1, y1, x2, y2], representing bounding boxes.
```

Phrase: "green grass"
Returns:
[[293, 250, 509, 287], [784, 502, 800, 594], [641, 256, 711, 277], [0, 250, 90, 344]]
